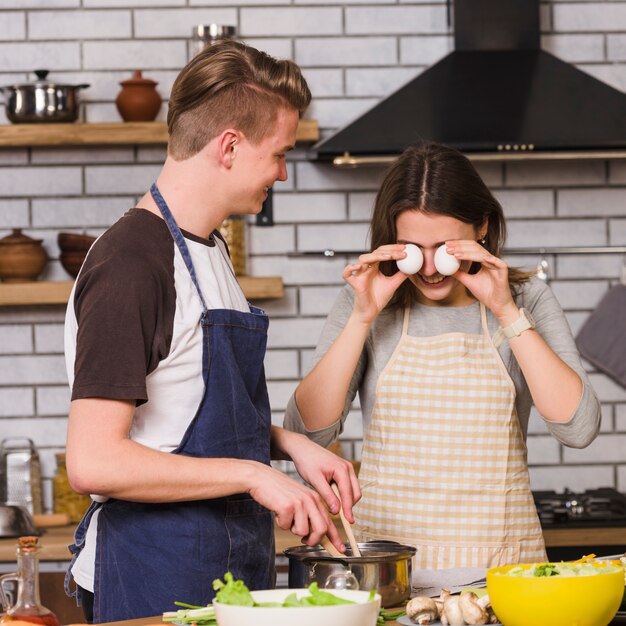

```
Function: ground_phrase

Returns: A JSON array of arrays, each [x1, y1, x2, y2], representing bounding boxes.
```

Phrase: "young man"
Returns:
[[64, 41, 360, 624]]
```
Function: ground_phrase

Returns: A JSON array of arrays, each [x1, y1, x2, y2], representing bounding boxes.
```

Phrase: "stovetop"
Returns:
[[533, 487, 626, 528]]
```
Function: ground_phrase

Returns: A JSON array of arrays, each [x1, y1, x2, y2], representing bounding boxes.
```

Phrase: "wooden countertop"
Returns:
[[0, 525, 343, 562], [2, 524, 626, 562], [91, 614, 407, 626]]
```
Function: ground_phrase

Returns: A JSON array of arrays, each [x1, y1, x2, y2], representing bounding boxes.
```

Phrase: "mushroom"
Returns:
[[442, 594, 465, 626], [476, 594, 499, 624], [406, 596, 440, 625], [438, 589, 451, 626], [458, 592, 489, 625]]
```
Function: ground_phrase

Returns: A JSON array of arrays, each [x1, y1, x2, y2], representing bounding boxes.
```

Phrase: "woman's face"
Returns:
[[395, 209, 482, 306]]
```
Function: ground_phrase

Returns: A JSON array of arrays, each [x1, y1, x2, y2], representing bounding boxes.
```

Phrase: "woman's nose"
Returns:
[[421, 251, 438, 275]]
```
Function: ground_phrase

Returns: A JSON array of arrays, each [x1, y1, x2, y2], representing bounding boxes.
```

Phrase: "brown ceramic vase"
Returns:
[[115, 70, 162, 122], [0, 228, 48, 282]]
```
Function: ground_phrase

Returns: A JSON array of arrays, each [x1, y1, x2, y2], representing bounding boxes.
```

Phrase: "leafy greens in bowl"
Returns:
[[163, 572, 382, 626]]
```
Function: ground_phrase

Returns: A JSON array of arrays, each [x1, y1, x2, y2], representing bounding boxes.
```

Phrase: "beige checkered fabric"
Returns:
[[355, 303, 546, 569]]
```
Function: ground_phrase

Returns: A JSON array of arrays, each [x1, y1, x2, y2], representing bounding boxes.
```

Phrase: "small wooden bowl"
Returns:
[[60, 251, 88, 278], [58, 232, 96, 253]]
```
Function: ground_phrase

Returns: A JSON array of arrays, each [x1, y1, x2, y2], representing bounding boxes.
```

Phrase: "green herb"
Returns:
[[162, 605, 216, 625], [377, 607, 407, 625]]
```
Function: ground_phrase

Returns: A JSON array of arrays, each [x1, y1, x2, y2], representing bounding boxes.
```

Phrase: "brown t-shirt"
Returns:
[[64, 207, 249, 449]]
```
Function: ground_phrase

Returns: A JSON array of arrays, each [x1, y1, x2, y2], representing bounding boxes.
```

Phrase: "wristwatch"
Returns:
[[493, 308, 535, 348]]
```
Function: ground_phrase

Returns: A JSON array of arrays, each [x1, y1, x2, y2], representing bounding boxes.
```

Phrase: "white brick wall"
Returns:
[[0, 0, 625, 512]]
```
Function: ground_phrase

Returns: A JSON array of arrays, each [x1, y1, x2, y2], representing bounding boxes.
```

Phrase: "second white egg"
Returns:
[[396, 244, 423, 274], [434, 245, 461, 276]]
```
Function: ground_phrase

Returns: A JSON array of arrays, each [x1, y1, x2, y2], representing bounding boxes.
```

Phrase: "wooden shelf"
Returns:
[[0, 120, 319, 147], [0, 276, 283, 306]]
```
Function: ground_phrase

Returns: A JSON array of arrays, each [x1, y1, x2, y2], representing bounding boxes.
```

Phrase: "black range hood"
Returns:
[[313, 0, 626, 164]]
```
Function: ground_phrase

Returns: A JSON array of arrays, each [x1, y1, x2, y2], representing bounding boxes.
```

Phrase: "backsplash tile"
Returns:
[[0, 0, 624, 512]]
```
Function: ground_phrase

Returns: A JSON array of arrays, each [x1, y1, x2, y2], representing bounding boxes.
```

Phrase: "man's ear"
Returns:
[[218, 129, 240, 168]]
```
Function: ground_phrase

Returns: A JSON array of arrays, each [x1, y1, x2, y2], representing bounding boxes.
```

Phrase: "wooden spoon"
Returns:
[[331, 483, 361, 557], [320, 534, 343, 557]]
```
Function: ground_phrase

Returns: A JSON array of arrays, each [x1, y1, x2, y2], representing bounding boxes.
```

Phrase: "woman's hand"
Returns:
[[445, 240, 517, 321], [343, 244, 409, 325]]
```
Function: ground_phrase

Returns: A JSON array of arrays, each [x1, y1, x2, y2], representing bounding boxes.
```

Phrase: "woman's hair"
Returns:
[[370, 143, 532, 308], [167, 40, 311, 160]]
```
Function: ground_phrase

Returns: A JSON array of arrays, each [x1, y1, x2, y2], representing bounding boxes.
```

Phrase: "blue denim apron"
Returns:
[[66, 184, 275, 622]]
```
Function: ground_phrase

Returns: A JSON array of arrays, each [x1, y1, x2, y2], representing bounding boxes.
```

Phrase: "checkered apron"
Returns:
[[354, 303, 547, 569]]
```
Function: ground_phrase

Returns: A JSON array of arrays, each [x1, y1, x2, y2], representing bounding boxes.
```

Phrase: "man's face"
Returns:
[[229, 106, 299, 215]]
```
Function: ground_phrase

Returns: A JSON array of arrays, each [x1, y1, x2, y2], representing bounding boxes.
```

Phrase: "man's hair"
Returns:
[[167, 40, 311, 160]]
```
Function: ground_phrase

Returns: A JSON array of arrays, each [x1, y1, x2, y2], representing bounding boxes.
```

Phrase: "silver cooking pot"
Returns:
[[0, 70, 90, 123], [284, 541, 416, 608]]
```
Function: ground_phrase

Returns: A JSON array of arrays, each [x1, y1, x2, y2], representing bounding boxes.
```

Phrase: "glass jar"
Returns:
[[189, 24, 237, 60], [0, 536, 60, 626], [52, 454, 90, 523], [219, 216, 247, 276]]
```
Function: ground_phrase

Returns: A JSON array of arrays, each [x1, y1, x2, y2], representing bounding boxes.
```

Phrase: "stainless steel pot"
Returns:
[[284, 541, 416, 608], [0, 70, 90, 123]]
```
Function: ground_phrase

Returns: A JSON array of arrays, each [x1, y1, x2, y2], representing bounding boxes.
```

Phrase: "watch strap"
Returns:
[[493, 308, 534, 348]]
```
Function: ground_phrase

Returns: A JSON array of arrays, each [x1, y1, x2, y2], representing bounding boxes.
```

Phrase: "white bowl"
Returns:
[[213, 588, 381, 626]]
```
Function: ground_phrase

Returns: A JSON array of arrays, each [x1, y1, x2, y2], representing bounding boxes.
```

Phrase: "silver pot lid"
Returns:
[[2, 70, 89, 90], [192, 24, 237, 41]]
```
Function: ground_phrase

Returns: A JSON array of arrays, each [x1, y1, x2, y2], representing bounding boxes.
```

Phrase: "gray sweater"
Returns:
[[284, 277, 601, 449]]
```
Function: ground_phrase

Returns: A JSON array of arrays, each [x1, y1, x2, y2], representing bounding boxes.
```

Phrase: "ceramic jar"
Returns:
[[115, 70, 162, 122], [0, 229, 48, 283]]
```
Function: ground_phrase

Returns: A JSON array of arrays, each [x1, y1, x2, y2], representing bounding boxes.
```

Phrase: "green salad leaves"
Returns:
[[502, 561, 621, 578], [213, 572, 256, 607], [162, 572, 377, 626]]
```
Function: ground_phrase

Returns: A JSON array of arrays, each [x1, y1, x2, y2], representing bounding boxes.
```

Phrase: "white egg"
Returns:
[[396, 244, 423, 274], [434, 244, 461, 276]]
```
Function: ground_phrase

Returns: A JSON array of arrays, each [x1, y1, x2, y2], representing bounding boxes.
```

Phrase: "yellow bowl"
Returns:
[[486, 563, 624, 626]]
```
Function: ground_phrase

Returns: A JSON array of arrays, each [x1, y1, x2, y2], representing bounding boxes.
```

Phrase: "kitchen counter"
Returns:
[[78, 613, 409, 626], [0, 524, 343, 562], [69, 609, 626, 626], [2, 524, 626, 562], [2, 526, 624, 626]]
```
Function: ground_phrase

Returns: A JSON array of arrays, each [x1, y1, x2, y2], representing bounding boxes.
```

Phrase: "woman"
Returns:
[[284, 143, 600, 584]]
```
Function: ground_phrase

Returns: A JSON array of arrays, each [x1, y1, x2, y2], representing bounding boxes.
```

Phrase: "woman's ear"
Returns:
[[478, 218, 489, 241]]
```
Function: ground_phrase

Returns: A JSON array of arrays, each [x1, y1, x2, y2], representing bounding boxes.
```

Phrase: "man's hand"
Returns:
[[247, 463, 346, 553], [272, 428, 361, 522]]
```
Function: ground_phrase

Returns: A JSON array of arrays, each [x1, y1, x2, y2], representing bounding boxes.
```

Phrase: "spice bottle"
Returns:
[[0, 536, 60, 626], [52, 454, 90, 523]]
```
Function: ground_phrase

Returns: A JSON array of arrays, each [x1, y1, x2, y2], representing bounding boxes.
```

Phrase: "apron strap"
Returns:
[[479, 302, 491, 339], [402, 304, 411, 335], [150, 183, 208, 314]]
